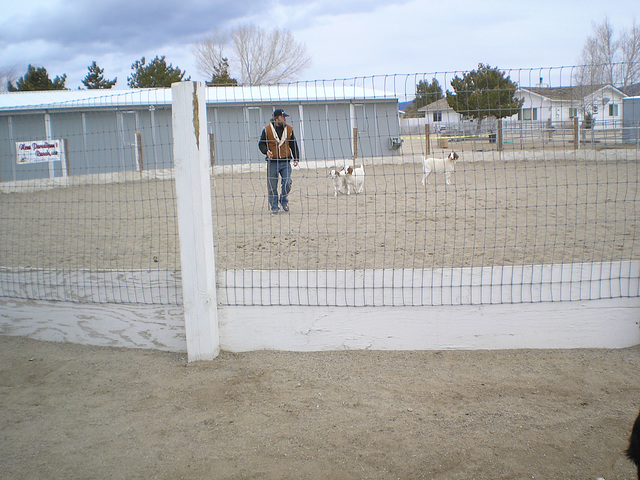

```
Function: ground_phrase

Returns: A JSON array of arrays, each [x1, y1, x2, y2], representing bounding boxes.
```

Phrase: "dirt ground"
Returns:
[[1, 155, 639, 478], [1, 335, 638, 480], [211, 157, 640, 271], [1, 158, 638, 274]]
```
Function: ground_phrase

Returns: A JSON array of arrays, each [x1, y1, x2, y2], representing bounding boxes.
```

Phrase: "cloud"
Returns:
[[2, 1, 266, 47], [1, 0, 271, 87], [295, 0, 639, 83], [1, 0, 638, 89]]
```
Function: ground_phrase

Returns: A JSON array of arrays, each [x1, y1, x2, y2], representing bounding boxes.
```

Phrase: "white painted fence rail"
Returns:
[[2, 296, 638, 352], [1, 262, 639, 353], [219, 262, 640, 306]]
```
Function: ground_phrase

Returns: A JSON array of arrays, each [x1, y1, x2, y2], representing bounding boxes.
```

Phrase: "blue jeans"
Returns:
[[267, 160, 292, 211]]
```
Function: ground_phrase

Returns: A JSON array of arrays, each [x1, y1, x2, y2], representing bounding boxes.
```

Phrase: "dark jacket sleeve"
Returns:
[[289, 130, 300, 160], [258, 128, 269, 156]]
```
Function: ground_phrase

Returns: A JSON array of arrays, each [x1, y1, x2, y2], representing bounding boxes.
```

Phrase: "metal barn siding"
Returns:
[[0, 86, 401, 182], [209, 105, 247, 164], [0, 117, 13, 182], [207, 100, 400, 165], [623, 97, 640, 143], [51, 112, 84, 174]]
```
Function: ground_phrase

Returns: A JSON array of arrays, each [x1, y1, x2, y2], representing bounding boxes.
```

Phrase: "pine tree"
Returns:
[[405, 78, 443, 116], [82, 61, 117, 89], [127, 56, 190, 88], [446, 64, 523, 122], [7, 65, 67, 91], [207, 58, 237, 86]]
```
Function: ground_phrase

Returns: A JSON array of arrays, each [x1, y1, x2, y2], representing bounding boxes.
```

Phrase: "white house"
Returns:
[[419, 98, 462, 131], [399, 98, 465, 135], [400, 84, 627, 135], [515, 84, 626, 129]]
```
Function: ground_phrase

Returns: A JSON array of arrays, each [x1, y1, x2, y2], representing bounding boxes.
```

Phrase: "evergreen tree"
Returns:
[[82, 61, 117, 89], [207, 58, 238, 86], [415, 78, 444, 108], [127, 56, 190, 88], [7, 64, 67, 91], [446, 64, 523, 122], [405, 78, 443, 116]]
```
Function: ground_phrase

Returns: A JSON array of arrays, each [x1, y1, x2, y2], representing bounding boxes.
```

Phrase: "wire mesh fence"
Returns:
[[0, 67, 639, 307], [0, 90, 181, 304]]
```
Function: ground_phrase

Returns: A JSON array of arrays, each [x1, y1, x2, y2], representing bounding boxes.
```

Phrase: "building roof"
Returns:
[[417, 98, 452, 112], [0, 88, 171, 111], [623, 83, 640, 97], [0, 83, 398, 112], [520, 84, 625, 101]]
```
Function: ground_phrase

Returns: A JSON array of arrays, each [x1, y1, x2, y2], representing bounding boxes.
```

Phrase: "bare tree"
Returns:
[[577, 17, 618, 85], [576, 17, 640, 89], [193, 24, 311, 85], [620, 19, 640, 88], [0, 65, 19, 92], [193, 30, 228, 82]]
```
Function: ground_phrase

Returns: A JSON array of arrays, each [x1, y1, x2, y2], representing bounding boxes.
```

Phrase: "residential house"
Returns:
[[398, 98, 468, 136], [515, 84, 626, 130], [419, 98, 462, 132]]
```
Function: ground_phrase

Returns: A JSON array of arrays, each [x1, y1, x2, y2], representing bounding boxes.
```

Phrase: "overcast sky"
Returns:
[[0, 0, 637, 91]]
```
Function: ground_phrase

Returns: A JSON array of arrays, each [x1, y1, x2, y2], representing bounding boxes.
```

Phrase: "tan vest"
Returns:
[[264, 123, 293, 159]]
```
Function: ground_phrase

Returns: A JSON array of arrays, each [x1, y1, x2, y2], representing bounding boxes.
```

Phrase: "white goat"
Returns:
[[421, 151, 459, 186], [329, 167, 348, 196], [345, 164, 365, 195]]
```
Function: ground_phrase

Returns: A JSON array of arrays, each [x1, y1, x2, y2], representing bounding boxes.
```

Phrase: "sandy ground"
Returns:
[[212, 157, 640, 271], [1, 155, 639, 478], [1, 157, 639, 273], [0, 336, 638, 480]]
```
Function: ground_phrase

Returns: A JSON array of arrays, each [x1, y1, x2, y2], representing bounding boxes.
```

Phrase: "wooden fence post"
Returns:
[[425, 124, 431, 155], [171, 81, 219, 362], [209, 133, 215, 167], [497, 119, 503, 151], [134, 131, 143, 174], [353, 127, 358, 160], [574, 117, 580, 149]]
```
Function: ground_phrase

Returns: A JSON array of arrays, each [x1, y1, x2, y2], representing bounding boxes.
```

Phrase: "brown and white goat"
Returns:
[[421, 151, 459, 186], [345, 164, 365, 195], [329, 167, 348, 196]]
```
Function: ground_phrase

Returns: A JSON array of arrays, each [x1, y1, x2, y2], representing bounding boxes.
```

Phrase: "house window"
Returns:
[[433, 112, 442, 122], [569, 108, 578, 118], [609, 104, 618, 116], [519, 108, 538, 121]]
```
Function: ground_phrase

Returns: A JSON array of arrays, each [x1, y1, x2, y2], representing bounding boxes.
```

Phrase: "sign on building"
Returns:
[[16, 140, 65, 165]]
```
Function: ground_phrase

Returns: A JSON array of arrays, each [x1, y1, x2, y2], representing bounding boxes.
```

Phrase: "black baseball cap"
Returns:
[[273, 108, 289, 117]]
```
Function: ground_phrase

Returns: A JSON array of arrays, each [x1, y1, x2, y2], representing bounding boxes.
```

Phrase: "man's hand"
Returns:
[[266, 149, 273, 159], [293, 160, 299, 167]]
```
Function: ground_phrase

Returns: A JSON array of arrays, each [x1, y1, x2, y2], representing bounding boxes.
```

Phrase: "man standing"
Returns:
[[258, 108, 300, 214]]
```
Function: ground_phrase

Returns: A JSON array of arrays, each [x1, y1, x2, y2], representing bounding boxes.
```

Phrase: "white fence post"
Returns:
[[171, 81, 219, 361]]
